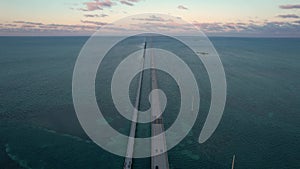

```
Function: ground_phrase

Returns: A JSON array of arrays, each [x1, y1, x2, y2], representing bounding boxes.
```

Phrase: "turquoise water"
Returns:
[[0, 37, 299, 168]]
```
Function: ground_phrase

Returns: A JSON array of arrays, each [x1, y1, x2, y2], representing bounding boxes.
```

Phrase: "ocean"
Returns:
[[0, 36, 299, 169]]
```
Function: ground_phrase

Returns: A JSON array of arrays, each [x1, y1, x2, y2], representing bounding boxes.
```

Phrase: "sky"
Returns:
[[1, 0, 300, 36]]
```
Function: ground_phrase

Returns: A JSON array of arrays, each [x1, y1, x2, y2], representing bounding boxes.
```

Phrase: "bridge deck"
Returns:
[[150, 47, 169, 169], [123, 42, 147, 169]]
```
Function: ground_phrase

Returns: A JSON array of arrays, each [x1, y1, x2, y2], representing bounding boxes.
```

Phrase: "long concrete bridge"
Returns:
[[123, 38, 169, 169]]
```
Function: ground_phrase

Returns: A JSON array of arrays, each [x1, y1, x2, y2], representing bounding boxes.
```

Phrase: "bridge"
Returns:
[[123, 38, 169, 169]]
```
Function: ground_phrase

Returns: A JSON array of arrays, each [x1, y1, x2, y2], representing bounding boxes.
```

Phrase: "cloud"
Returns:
[[4, 24, 17, 27], [178, 5, 188, 10], [84, 14, 108, 17], [129, 21, 195, 33], [0, 21, 103, 36], [81, 0, 114, 11], [13, 20, 104, 30], [81, 20, 107, 26], [294, 20, 300, 24], [120, 0, 133, 6], [119, 0, 140, 6], [193, 21, 300, 37], [13, 21, 43, 26], [132, 15, 173, 22], [39, 24, 99, 31], [21, 25, 37, 28], [78, 0, 141, 13], [2, 19, 300, 37], [279, 4, 300, 9], [277, 14, 300, 18]]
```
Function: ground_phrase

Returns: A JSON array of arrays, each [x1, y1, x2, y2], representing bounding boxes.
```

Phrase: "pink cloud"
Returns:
[[81, 20, 107, 26], [82, 0, 113, 11], [2, 19, 300, 37]]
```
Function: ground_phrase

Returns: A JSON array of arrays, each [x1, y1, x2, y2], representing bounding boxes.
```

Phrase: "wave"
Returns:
[[5, 144, 33, 169]]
